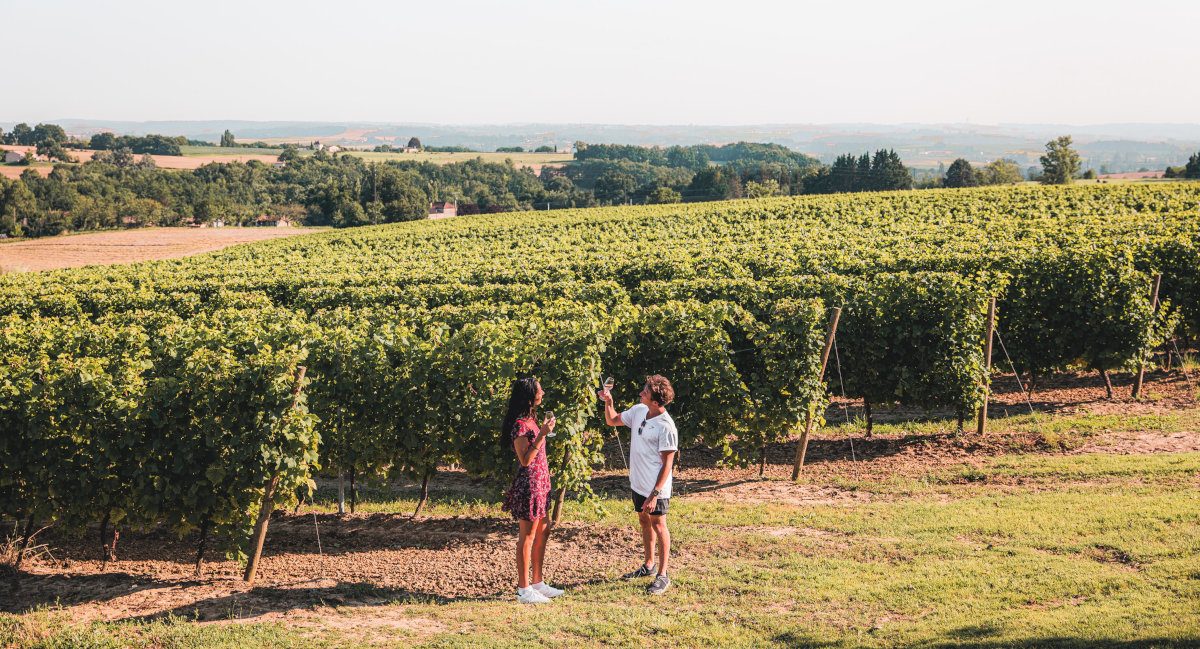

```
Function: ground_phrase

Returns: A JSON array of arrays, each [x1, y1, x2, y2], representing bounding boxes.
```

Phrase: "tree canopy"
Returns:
[[944, 159, 978, 188], [1040, 136, 1081, 185]]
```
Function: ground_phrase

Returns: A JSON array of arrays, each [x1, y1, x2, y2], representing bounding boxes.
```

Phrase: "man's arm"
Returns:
[[641, 450, 677, 512], [599, 390, 625, 427]]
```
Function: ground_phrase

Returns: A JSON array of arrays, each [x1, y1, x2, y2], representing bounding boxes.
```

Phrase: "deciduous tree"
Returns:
[[9, 123, 33, 145], [648, 185, 682, 204], [746, 179, 782, 198], [594, 170, 636, 204], [37, 140, 76, 163], [1040, 136, 1081, 185], [944, 159, 978, 188], [982, 158, 1023, 185], [32, 123, 67, 145]]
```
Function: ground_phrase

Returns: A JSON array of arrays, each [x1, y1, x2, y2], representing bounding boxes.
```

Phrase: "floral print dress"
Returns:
[[502, 417, 551, 521]]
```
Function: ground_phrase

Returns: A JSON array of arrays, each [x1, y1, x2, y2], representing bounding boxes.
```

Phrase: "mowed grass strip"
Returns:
[[5, 450, 1198, 648]]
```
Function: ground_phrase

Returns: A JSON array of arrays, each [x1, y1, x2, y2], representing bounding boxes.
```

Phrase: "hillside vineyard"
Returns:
[[2, 183, 1198, 561]]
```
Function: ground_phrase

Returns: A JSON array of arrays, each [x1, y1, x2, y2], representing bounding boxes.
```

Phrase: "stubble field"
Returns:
[[0, 227, 322, 273]]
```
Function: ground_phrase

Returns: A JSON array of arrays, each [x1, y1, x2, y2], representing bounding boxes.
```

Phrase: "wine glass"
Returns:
[[544, 410, 556, 437], [603, 376, 614, 398]]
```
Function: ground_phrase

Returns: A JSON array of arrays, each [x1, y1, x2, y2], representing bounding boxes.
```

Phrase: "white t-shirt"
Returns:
[[621, 403, 679, 499]]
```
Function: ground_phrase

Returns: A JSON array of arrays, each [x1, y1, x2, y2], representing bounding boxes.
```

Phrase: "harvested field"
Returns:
[[0, 227, 321, 272], [1100, 171, 1167, 180], [1, 144, 280, 171], [1, 144, 568, 179], [0, 164, 52, 179]]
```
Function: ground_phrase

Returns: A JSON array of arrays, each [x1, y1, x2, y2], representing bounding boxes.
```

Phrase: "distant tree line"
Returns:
[[567, 142, 912, 202], [0, 148, 587, 238], [0, 137, 922, 239], [0, 122, 76, 163], [804, 150, 913, 193], [1164, 152, 1200, 179], [85, 132, 188, 156], [941, 158, 1026, 188], [35, 124, 1185, 241]]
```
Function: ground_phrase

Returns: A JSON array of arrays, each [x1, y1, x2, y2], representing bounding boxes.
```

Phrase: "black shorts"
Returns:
[[632, 490, 669, 516]]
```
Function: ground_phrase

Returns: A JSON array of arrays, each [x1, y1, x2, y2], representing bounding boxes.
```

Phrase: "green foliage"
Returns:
[[944, 158, 978, 188], [1185, 151, 1200, 179], [1040, 135, 1081, 185], [980, 157, 1024, 185], [36, 140, 75, 163], [745, 179, 782, 198], [810, 149, 912, 193], [1, 182, 1198, 538], [0, 310, 318, 560], [593, 170, 636, 204], [647, 185, 681, 204], [2, 122, 66, 146], [1003, 249, 1177, 377]]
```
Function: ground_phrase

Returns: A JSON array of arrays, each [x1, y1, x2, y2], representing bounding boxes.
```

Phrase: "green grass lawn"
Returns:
[[4, 422, 1199, 648]]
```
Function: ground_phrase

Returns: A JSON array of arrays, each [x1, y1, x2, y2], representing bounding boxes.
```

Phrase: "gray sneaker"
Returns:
[[647, 574, 671, 595], [621, 563, 655, 580]]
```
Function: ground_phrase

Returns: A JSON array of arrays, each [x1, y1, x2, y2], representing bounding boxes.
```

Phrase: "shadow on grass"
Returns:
[[117, 580, 489, 623], [1, 569, 184, 614], [1, 569, 491, 620], [3, 514, 609, 583]]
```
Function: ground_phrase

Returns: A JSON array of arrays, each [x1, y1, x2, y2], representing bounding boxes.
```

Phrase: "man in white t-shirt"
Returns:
[[599, 374, 678, 595]]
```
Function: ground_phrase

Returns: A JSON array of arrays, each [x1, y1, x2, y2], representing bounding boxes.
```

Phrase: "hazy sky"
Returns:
[[4, 0, 1198, 125]]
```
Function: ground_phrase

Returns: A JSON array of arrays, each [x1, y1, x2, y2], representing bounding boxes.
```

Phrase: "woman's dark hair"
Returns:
[[500, 377, 540, 449]]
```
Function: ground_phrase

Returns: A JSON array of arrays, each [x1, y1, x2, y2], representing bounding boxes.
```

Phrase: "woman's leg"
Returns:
[[516, 519, 535, 588], [531, 516, 550, 584]]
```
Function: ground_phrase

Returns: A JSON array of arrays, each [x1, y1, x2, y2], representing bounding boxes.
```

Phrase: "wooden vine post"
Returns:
[[244, 366, 306, 584], [976, 298, 996, 436], [792, 307, 841, 480], [1132, 273, 1163, 399], [549, 446, 572, 528]]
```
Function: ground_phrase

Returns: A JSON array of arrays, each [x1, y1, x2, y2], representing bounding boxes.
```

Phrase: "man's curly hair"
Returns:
[[644, 374, 674, 406]]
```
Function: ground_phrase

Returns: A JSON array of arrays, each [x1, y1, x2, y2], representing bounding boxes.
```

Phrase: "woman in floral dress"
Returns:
[[500, 377, 564, 604]]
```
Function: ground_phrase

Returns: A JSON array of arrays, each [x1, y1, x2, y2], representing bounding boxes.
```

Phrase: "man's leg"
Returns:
[[638, 510, 656, 569], [649, 514, 671, 575]]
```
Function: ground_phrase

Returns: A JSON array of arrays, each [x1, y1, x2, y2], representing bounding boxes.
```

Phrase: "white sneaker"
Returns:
[[517, 587, 551, 604], [532, 581, 564, 598]]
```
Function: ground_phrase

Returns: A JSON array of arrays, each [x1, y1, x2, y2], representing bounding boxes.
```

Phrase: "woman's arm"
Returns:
[[512, 418, 554, 466]]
